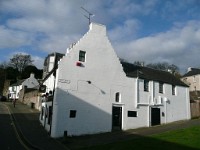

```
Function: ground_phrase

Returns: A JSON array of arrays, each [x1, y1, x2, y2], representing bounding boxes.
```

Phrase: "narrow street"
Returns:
[[0, 103, 27, 150]]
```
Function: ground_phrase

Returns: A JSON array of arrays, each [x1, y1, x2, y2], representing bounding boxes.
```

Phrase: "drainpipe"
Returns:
[[151, 81, 154, 105], [135, 78, 138, 108], [149, 81, 154, 126], [165, 99, 167, 123], [186, 88, 191, 119]]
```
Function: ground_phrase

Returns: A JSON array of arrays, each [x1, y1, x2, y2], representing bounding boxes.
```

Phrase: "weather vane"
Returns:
[[81, 7, 95, 25]]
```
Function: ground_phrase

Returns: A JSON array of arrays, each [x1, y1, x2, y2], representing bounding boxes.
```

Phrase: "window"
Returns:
[[41, 107, 44, 120], [159, 82, 163, 93], [144, 80, 149, 92], [128, 111, 137, 117], [172, 85, 176, 95], [79, 50, 86, 62], [115, 92, 121, 102], [48, 106, 52, 125], [69, 110, 77, 118]]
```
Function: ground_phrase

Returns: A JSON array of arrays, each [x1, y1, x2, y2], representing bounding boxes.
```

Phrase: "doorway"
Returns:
[[151, 107, 161, 126], [112, 106, 122, 130]]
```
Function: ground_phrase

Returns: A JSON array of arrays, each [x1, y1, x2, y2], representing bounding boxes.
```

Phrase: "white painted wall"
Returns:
[[49, 23, 190, 138], [48, 56, 55, 72], [43, 74, 55, 93], [51, 23, 134, 137], [136, 79, 190, 125], [9, 73, 39, 100], [39, 101, 52, 132], [22, 73, 39, 88], [9, 85, 21, 99]]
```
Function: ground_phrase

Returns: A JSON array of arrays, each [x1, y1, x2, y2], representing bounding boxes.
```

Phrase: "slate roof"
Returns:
[[182, 68, 200, 77], [121, 62, 188, 87]]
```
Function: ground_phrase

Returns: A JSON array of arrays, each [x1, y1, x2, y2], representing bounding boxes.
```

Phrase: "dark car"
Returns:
[[0, 95, 7, 101]]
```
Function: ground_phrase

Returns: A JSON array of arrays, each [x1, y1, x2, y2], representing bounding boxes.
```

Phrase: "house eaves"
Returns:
[[121, 62, 188, 87], [182, 68, 200, 77]]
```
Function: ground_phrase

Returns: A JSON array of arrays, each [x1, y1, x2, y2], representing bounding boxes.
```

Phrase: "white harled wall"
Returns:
[[50, 23, 190, 138], [51, 23, 136, 137]]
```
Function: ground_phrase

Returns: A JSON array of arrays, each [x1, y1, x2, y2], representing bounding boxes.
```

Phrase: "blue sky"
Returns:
[[0, 0, 200, 73]]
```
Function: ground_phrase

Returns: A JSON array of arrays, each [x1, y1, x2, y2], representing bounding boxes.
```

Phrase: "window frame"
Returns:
[[115, 92, 121, 102], [144, 80, 149, 92], [172, 85, 176, 95], [159, 82, 164, 94], [127, 111, 137, 117], [69, 110, 77, 118], [79, 50, 86, 62]]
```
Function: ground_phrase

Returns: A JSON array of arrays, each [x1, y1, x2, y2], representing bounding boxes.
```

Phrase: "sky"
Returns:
[[0, 0, 200, 74]]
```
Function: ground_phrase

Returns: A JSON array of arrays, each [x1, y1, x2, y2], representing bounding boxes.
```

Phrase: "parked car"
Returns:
[[0, 95, 7, 101]]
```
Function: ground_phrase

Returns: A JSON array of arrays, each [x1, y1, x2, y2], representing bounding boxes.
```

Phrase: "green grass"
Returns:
[[79, 126, 200, 150]]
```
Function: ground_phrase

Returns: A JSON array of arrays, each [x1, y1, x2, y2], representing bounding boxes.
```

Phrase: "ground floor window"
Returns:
[[41, 106, 44, 120], [128, 111, 137, 117], [69, 110, 77, 118], [48, 106, 52, 125]]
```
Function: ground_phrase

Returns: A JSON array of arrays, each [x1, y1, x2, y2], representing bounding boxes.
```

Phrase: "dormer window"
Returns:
[[79, 50, 86, 62]]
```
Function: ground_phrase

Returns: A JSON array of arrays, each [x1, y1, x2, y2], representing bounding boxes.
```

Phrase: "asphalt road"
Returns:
[[0, 103, 27, 150]]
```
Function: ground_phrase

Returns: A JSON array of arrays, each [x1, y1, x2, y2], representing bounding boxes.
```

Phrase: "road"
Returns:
[[0, 103, 27, 150]]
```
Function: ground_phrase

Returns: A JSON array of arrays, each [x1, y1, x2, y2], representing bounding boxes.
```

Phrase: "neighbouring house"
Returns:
[[9, 73, 39, 100], [181, 67, 200, 118], [17, 53, 64, 110], [9, 80, 24, 100], [42, 52, 64, 93], [39, 52, 64, 127], [181, 67, 200, 92], [40, 22, 191, 138]]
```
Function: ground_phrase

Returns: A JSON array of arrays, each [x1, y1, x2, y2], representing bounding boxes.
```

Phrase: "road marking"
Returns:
[[2, 103, 31, 150]]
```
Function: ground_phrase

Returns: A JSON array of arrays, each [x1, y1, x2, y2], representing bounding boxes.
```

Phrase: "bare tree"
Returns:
[[146, 62, 179, 72], [9, 53, 33, 73]]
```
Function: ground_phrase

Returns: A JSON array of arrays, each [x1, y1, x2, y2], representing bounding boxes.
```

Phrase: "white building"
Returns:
[[42, 53, 64, 93], [40, 23, 191, 138], [9, 73, 39, 100], [181, 67, 200, 92]]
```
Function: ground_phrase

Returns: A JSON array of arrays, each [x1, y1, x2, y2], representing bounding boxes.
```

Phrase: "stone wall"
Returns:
[[19, 87, 42, 110], [190, 100, 200, 118]]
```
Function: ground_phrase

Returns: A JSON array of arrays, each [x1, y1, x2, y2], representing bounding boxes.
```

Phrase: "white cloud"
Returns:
[[32, 56, 44, 69], [114, 20, 200, 72], [108, 19, 141, 42], [38, 34, 82, 53], [1, 0, 200, 73], [108, 0, 157, 17], [0, 26, 31, 48]]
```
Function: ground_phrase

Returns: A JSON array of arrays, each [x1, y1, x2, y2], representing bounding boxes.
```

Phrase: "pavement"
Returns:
[[4, 101, 69, 150], [4, 101, 200, 150], [63, 118, 200, 149]]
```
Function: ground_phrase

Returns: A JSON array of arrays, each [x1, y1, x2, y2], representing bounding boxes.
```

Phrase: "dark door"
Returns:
[[151, 108, 161, 126], [112, 106, 122, 130]]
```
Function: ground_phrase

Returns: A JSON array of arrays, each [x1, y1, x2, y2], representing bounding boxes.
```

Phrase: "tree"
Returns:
[[21, 65, 43, 79], [5, 67, 19, 83], [9, 53, 33, 73], [133, 61, 145, 66], [146, 62, 179, 73]]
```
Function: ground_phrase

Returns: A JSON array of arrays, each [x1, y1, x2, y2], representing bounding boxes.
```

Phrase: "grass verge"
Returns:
[[79, 126, 200, 150]]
